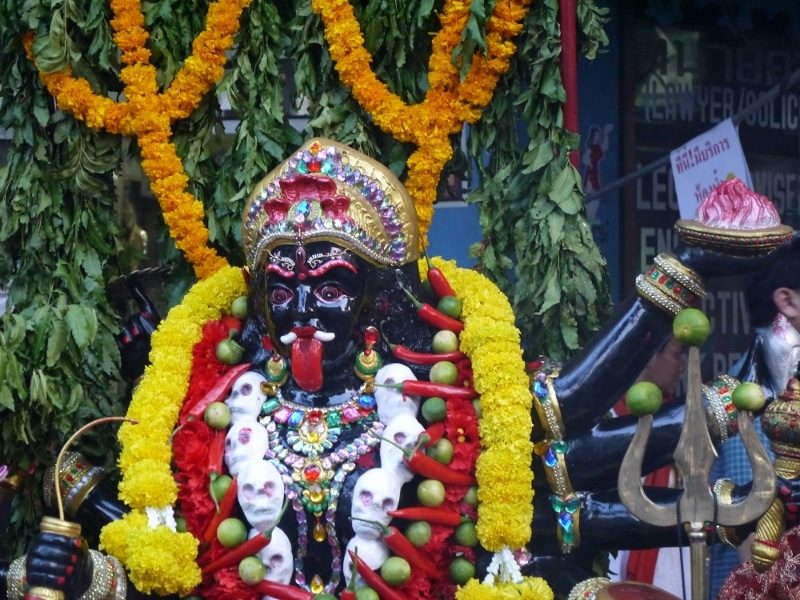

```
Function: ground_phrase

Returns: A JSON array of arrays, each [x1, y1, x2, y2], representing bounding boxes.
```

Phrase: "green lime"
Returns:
[[731, 382, 766, 412], [437, 296, 463, 319], [421, 397, 447, 423], [417, 479, 446, 507], [454, 521, 478, 547], [462, 486, 478, 506], [428, 438, 454, 465], [625, 381, 663, 417], [381, 556, 412, 587], [355, 588, 380, 600], [430, 361, 458, 385], [448, 557, 475, 584], [673, 308, 711, 347], [405, 520, 432, 547]]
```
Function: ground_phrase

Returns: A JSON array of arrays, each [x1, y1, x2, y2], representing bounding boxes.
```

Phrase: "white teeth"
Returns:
[[314, 331, 335, 342], [280, 332, 298, 344]]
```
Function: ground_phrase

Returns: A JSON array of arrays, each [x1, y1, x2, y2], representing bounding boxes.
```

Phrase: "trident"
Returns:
[[618, 345, 777, 600]]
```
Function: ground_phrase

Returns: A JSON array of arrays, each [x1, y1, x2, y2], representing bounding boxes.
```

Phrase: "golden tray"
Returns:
[[674, 219, 794, 257]]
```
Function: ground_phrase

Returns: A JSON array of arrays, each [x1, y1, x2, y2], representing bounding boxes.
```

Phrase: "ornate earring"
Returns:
[[261, 335, 288, 394], [355, 326, 382, 381]]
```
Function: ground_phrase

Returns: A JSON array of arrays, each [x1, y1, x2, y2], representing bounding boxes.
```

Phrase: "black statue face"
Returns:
[[263, 241, 372, 391]]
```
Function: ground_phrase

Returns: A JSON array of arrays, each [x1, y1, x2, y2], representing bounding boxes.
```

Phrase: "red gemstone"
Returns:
[[792, 419, 797, 428], [308, 410, 322, 423], [309, 161, 321, 173], [304, 464, 321, 482], [364, 326, 379, 345]]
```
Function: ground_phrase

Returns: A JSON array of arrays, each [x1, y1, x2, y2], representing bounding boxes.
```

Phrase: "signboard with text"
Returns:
[[628, 19, 800, 380]]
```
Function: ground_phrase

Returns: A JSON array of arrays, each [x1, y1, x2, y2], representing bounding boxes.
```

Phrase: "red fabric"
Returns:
[[613, 394, 674, 585], [718, 525, 800, 599]]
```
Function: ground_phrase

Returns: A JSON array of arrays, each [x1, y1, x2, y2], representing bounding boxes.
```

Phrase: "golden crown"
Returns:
[[242, 138, 420, 271]]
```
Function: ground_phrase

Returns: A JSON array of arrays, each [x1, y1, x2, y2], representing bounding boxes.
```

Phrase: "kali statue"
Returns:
[[3, 139, 797, 600]]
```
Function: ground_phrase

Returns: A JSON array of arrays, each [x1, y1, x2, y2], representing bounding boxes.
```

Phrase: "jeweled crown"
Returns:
[[243, 138, 420, 271]]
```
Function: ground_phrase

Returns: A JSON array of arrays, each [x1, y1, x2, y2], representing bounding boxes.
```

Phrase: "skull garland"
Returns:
[[225, 371, 269, 423], [224, 419, 269, 477], [237, 459, 285, 532], [374, 363, 421, 424], [380, 413, 425, 483], [350, 467, 403, 539], [254, 526, 294, 585]]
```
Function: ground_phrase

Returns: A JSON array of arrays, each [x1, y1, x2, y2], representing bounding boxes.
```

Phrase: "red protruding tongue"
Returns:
[[291, 332, 324, 391]]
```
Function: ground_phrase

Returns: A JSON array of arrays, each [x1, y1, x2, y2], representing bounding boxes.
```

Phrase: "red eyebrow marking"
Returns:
[[266, 263, 294, 278], [308, 259, 357, 277]]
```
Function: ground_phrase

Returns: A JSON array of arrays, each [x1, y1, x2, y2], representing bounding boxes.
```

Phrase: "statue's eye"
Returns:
[[316, 285, 343, 302], [268, 287, 293, 305]]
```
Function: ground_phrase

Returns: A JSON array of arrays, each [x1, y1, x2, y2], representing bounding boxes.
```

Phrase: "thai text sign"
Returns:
[[669, 118, 751, 218]]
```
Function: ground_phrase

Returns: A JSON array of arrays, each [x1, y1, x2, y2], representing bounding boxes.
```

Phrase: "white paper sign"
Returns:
[[669, 118, 752, 219]]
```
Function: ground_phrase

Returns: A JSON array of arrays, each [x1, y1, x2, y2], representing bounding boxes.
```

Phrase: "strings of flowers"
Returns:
[[309, 0, 532, 246], [24, 0, 248, 279], [430, 259, 551, 600], [99, 265, 247, 595]]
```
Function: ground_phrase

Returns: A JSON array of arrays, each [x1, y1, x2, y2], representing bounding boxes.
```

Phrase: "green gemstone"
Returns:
[[262, 398, 280, 414], [327, 411, 342, 427], [562, 529, 575, 544], [551, 440, 568, 453]]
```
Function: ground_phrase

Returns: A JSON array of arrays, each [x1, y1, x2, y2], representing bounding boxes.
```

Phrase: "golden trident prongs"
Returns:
[[618, 345, 776, 600]]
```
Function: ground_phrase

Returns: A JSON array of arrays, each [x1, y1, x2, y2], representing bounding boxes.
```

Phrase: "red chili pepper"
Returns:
[[387, 507, 464, 527], [181, 362, 252, 421], [203, 476, 238, 543], [397, 278, 464, 333], [207, 429, 227, 477], [201, 499, 289, 576], [389, 342, 465, 365], [201, 530, 272, 576], [422, 422, 446, 446], [348, 550, 409, 600], [379, 379, 477, 401], [352, 518, 439, 579], [406, 451, 476, 486], [424, 253, 456, 299], [340, 546, 359, 600], [254, 580, 314, 600]]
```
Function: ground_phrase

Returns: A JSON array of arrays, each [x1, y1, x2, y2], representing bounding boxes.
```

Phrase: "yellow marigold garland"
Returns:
[[99, 265, 246, 594], [24, 0, 249, 279], [310, 0, 533, 246]]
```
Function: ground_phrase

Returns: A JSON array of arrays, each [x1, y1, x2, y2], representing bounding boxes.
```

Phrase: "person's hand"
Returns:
[[674, 230, 799, 281], [25, 531, 92, 597]]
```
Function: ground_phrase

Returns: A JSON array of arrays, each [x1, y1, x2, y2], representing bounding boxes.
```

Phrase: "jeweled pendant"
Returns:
[[312, 520, 326, 542], [310, 575, 324, 594]]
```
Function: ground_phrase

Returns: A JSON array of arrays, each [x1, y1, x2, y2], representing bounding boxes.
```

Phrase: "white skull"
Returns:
[[375, 363, 420, 423], [238, 459, 285, 532], [350, 468, 402, 539], [380, 414, 425, 483], [225, 420, 269, 477], [254, 526, 293, 586], [343, 536, 389, 589], [225, 371, 268, 423]]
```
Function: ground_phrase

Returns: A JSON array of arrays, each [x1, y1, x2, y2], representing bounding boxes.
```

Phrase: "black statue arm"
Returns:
[[550, 295, 674, 438], [565, 399, 687, 490], [580, 486, 691, 551]]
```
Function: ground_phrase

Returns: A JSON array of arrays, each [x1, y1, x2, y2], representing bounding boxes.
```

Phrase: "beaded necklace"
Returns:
[[260, 382, 384, 594]]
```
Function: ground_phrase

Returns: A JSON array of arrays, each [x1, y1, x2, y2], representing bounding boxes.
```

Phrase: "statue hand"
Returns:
[[116, 271, 162, 381], [674, 230, 799, 281], [25, 531, 92, 597]]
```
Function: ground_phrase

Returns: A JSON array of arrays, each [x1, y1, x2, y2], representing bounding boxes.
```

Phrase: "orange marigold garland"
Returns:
[[310, 0, 533, 245], [25, 0, 250, 279]]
